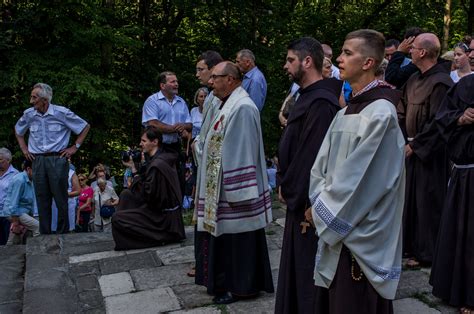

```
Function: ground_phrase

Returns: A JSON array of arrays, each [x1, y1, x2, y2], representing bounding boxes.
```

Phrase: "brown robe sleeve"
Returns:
[[280, 100, 338, 211], [411, 83, 450, 161]]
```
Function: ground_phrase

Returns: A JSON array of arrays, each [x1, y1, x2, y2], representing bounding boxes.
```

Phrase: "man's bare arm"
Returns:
[[15, 131, 34, 161], [147, 119, 176, 133], [61, 124, 91, 158]]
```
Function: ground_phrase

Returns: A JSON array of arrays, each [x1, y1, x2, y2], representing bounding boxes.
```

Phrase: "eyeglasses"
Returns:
[[210, 74, 229, 80]]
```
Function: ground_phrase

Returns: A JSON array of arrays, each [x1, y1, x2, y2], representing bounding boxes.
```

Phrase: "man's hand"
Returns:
[[60, 145, 78, 158], [458, 107, 474, 125], [122, 159, 135, 169], [181, 129, 192, 141], [174, 123, 187, 133], [304, 207, 314, 227], [398, 36, 415, 54], [405, 144, 414, 157], [278, 186, 286, 204], [21, 147, 35, 161]]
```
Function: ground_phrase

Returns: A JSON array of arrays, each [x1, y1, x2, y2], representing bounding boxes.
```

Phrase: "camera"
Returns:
[[121, 149, 141, 163]]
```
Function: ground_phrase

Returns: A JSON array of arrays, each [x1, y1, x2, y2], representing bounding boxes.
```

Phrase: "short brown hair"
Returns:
[[158, 71, 176, 85], [346, 29, 385, 70]]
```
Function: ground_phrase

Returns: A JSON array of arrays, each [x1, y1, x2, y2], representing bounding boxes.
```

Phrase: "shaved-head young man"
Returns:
[[307, 29, 406, 313]]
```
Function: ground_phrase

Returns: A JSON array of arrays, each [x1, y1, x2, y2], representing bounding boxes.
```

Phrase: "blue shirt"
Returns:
[[267, 167, 277, 189], [142, 91, 191, 144], [343, 81, 352, 103], [4, 171, 36, 217], [190, 107, 203, 139], [242, 66, 267, 111], [15, 104, 88, 154], [401, 57, 411, 67], [0, 165, 19, 217]]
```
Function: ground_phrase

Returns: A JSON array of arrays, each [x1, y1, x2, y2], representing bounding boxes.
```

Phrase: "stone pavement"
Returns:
[[0, 202, 458, 314]]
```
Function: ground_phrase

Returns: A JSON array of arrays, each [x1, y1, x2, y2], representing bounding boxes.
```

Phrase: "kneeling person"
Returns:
[[112, 126, 185, 250], [5, 160, 40, 245]]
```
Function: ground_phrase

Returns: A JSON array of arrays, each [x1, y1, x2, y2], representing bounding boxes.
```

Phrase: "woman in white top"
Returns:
[[93, 177, 119, 231], [190, 87, 208, 139], [450, 42, 473, 83]]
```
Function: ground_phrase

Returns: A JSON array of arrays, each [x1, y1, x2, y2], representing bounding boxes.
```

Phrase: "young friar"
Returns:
[[306, 29, 406, 313]]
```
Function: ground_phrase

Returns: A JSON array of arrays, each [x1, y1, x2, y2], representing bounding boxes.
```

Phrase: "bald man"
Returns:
[[194, 61, 274, 304], [397, 33, 453, 268]]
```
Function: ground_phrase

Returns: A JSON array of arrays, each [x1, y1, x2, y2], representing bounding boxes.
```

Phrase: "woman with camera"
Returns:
[[112, 126, 185, 250]]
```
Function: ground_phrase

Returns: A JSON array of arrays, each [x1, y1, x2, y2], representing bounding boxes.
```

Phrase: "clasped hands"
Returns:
[[458, 108, 474, 126]]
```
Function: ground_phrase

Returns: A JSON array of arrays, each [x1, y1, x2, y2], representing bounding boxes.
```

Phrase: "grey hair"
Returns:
[[193, 87, 208, 106], [237, 49, 256, 63], [375, 58, 388, 77], [33, 83, 53, 103], [97, 177, 107, 185], [0, 148, 12, 161]]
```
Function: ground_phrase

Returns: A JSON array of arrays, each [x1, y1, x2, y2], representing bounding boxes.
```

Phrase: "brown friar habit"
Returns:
[[397, 59, 453, 264], [430, 75, 474, 308], [315, 83, 401, 314], [275, 78, 342, 314], [112, 150, 185, 250]]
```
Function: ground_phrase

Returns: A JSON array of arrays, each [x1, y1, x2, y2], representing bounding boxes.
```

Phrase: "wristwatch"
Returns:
[[75, 143, 81, 149]]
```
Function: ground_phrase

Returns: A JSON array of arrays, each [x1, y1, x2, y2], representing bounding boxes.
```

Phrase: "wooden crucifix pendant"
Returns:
[[300, 221, 311, 234]]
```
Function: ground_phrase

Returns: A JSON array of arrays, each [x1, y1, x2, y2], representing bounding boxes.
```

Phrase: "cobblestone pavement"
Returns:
[[0, 201, 458, 313]]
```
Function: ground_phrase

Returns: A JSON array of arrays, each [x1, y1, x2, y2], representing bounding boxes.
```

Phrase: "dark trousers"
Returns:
[[0, 217, 10, 245], [32, 155, 69, 234], [78, 211, 91, 233], [162, 142, 186, 195]]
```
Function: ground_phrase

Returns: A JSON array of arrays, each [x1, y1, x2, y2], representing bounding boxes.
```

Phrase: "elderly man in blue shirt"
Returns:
[[15, 83, 90, 234], [235, 49, 267, 111], [5, 159, 40, 245], [0, 148, 19, 245]]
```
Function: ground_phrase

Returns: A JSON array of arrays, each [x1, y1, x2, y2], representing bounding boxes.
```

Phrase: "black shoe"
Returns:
[[213, 292, 236, 305]]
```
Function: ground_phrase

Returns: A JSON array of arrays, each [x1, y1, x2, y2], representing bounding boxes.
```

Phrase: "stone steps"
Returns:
[[0, 205, 458, 314]]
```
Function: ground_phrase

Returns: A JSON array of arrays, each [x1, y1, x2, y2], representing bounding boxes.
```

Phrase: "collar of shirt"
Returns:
[[24, 171, 32, 184], [157, 91, 181, 106], [0, 165, 17, 179], [34, 103, 55, 117], [244, 66, 259, 79], [352, 79, 387, 98]]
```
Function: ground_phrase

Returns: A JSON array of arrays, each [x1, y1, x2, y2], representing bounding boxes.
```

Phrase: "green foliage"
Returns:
[[0, 0, 470, 175]]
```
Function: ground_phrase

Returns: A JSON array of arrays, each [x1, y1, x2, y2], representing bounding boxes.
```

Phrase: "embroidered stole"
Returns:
[[202, 97, 235, 235]]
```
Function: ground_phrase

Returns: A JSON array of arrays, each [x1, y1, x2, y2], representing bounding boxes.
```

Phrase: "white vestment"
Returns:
[[195, 86, 272, 236], [309, 99, 405, 299]]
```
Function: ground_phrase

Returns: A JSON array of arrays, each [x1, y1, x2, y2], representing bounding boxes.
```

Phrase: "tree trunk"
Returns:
[[468, 0, 474, 35], [442, 0, 451, 53], [139, 0, 151, 46]]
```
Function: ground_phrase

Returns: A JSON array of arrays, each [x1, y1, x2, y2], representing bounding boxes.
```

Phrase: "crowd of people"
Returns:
[[0, 27, 473, 313]]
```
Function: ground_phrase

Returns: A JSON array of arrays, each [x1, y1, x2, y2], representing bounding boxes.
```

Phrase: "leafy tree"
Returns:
[[1, 0, 469, 177]]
